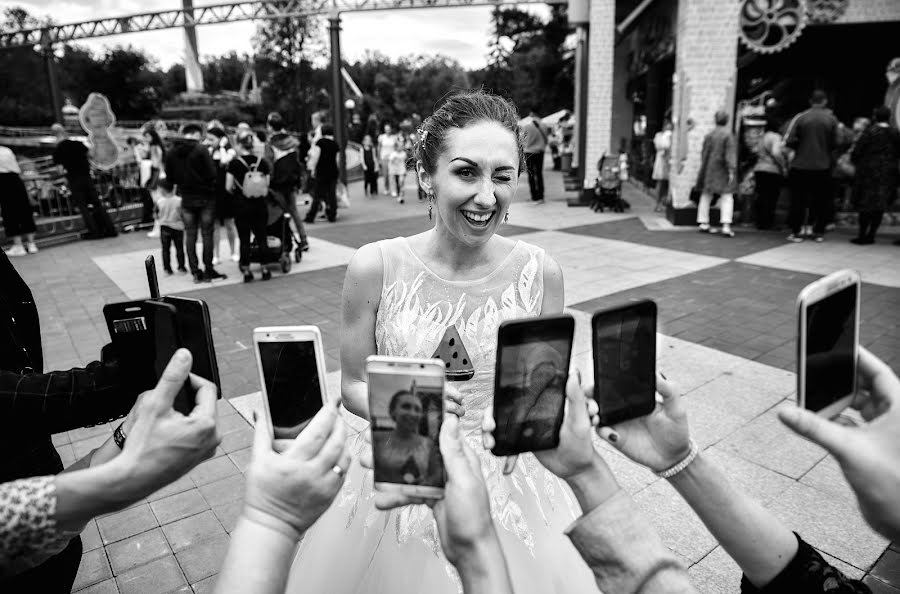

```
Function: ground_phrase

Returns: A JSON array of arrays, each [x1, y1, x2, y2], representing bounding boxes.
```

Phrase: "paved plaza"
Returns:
[[17, 170, 900, 593]]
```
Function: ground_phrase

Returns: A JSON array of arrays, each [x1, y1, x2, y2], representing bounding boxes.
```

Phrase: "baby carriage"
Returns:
[[248, 195, 304, 275], [591, 153, 630, 213]]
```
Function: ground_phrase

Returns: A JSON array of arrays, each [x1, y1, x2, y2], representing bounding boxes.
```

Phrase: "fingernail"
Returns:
[[252, 411, 258, 423], [608, 431, 619, 443], [659, 372, 667, 380]]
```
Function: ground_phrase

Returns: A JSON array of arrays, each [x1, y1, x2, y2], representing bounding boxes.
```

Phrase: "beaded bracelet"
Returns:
[[113, 422, 127, 449], [655, 439, 699, 479]]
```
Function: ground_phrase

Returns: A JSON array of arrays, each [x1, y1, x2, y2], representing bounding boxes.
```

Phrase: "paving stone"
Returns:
[[147, 474, 196, 503], [219, 427, 254, 453], [72, 433, 111, 459], [189, 456, 240, 487], [115, 554, 187, 594], [212, 500, 244, 533], [702, 447, 795, 506], [73, 548, 112, 591], [227, 447, 252, 474], [175, 533, 230, 584], [217, 413, 250, 436], [150, 489, 210, 525], [871, 549, 900, 589], [162, 510, 226, 553], [97, 504, 158, 545], [681, 396, 748, 450], [191, 575, 218, 594], [74, 577, 119, 594], [69, 423, 113, 443], [768, 482, 889, 570], [106, 528, 171, 575], [51, 431, 71, 446], [864, 575, 900, 594], [633, 479, 717, 564], [718, 402, 828, 479], [799, 455, 856, 505], [81, 519, 103, 552], [57, 443, 77, 467], [198, 474, 245, 508], [818, 550, 865, 579]]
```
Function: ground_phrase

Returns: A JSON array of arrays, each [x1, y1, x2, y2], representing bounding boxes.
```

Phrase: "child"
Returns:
[[155, 178, 186, 275], [388, 144, 408, 203], [361, 135, 379, 196]]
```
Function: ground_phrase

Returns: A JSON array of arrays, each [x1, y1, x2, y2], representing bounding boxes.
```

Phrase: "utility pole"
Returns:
[[328, 10, 347, 186], [40, 30, 63, 124], [569, 0, 590, 186], [183, 0, 204, 93]]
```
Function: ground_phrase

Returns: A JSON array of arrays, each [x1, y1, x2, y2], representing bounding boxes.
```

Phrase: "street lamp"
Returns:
[[344, 99, 356, 111]]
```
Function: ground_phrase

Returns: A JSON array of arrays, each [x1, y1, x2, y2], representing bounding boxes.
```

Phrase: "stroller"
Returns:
[[248, 195, 304, 275], [590, 153, 630, 213]]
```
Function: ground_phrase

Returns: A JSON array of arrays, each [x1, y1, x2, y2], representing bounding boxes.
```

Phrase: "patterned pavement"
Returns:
[[11, 169, 898, 593]]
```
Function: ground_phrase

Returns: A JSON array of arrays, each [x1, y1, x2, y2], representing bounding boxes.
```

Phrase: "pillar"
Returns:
[[329, 12, 347, 186], [584, 0, 616, 187], [182, 0, 204, 93], [669, 0, 739, 208]]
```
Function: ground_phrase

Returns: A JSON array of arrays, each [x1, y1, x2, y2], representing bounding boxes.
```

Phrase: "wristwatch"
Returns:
[[113, 422, 127, 449]]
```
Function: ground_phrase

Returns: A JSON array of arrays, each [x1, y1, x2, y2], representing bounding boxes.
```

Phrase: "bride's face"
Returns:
[[423, 121, 519, 246]]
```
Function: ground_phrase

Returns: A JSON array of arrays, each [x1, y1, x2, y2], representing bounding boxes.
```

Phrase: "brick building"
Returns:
[[585, 0, 900, 220]]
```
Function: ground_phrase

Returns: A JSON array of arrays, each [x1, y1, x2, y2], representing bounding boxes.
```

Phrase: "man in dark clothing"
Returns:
[[305, 124, 340, 224], [784, 90, 840, 242], [269, 132, 310, 251], [0, 250, 135, 592], [51, 124, 117, 239], [164, 123, 226, 283]]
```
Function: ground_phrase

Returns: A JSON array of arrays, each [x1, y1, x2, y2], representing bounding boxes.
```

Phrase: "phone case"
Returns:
[[103, 300, 177, 399], [161, 296, 221, 397], [144, 301, 194, 415], [491, 315, 574, 457]]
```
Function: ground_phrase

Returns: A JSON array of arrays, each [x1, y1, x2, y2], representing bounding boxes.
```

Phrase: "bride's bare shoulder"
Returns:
[[345, 242, 384, 287]]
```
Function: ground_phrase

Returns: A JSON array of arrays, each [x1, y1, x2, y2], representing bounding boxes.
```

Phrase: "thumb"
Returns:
[[778, 407, 853, 459], [439, 414, 468, 479], [565, 371, 588, 426], [149, 349, 192, 410], [251, 410, 272, 458]]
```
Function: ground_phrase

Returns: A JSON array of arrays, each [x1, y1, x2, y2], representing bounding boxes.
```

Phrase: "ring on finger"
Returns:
[[331, 464, 345, 477]]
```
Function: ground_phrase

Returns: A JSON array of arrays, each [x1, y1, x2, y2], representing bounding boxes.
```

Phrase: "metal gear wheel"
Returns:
[[739, 0, 808, 54], [807, 0, 849, 23]]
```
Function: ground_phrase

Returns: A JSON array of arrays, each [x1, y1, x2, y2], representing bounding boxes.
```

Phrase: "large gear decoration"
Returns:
[[807, 0, 849, 23], [739, 0, 808, 54]]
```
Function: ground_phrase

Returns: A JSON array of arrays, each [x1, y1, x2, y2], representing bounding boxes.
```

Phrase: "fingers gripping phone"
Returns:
[[592, 300, 657, 426], [797, 270, 860, 418], [367, 356, 445, 499], [254, 326, 329, 441], [492, 315, 574, 457]]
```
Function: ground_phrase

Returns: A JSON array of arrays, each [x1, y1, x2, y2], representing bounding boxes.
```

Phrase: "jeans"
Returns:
[[524, 151, 545, 201], [233, 198, 269, 268], [788, 169, 832, 235], [160, 225, 185, 272], [0, 173, 36, 236], [182, 202, 216, 273], [754, 171, 783, 229], [364, 170, 378, 195], [307, 177, 337, 222], [697, 192, 733, 225], [67, 175, 117, 238]]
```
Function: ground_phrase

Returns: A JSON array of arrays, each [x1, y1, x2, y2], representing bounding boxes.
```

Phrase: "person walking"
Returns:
[[849, 106, 900, 245], [696, 110, 737, 237], [304, 124, 340, 224], [164, 123, 226, 283], [0, 146, 38, 256], [388, 143, 408, 202], [753, 117, 788, 230], [361, 134, 379, 196], [652, 121, 673, 212], [50, 124, 117, 239], [377, 123, 397, 195], [520, 106, 548, 203], [269, 132, 310, 252], [784, 89, 840, 242], [227, 130, 272, 282]]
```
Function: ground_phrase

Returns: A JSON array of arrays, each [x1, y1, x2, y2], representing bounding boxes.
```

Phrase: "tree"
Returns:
[[0, 6, 55, 123], [203, 51, 248, 95]]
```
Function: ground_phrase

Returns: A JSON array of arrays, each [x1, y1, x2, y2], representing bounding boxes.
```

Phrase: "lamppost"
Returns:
[[568, 0, 589, 187], [329, 10, 347, 186]]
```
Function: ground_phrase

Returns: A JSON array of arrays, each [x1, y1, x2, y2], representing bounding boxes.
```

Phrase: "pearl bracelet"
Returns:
[[655, 439, 699, 479]]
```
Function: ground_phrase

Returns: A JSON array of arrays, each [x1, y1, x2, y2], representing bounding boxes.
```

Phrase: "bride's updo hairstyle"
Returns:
[[413, 89, 525, 176]]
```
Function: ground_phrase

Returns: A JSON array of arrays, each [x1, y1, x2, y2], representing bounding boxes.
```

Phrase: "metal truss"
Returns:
[[1, 0, 563, 49]]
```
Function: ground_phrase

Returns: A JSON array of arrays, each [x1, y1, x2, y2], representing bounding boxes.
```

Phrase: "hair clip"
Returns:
[[418, 128, 428, 146]]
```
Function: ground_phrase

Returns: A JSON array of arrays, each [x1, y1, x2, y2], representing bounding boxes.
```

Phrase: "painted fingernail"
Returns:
[[659, 372, 667, 380], [608, 432, 619, 443], [252, 411, 258, 423]]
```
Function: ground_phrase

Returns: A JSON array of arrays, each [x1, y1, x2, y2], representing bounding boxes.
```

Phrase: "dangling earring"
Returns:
[[427, 195, 433, 221], [504, 211, 509, 223]]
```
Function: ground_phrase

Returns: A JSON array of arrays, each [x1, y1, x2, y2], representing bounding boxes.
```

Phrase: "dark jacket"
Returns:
[[271, 151, 303, 198], [851, 124, 900, 212], [164, 138, 216, 206], [785, 106, 840, 171]]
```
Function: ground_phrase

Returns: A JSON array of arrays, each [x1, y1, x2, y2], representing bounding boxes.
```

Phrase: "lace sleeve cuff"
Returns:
[[0, 475, 80, 576]]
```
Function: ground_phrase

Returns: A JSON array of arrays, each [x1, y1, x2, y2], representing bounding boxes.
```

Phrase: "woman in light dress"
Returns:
[[286, 90, 599, 593]]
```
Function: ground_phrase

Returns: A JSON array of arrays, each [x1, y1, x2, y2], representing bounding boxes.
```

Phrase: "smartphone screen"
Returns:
[[368, 364, 445, 490], [162, 297, 221, 396], [258, 340, 324, 439], [492, 316, 574, 456], [593, 301, 657, 425], [804, 284, 857, 412]]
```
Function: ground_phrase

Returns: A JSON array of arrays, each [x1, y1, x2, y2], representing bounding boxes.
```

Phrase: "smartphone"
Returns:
[[592, 300, 657, 426], [253, 326, 329, 440], [146, 255, 160, 299], [367, 356, 445, 499], [160, 296, 221, 397], [492, 314, 574, 457], [797, 269, 860, 418], [145, 300, 195, 415]]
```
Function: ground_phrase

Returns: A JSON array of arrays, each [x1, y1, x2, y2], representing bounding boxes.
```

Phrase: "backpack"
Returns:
[[235, 156, 268, 198]]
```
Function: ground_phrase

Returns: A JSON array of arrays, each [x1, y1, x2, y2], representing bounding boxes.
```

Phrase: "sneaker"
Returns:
[[261, 268, 272, 281], [4, 245, 27, 257], [212, 256, 221, 266], [802, 225, 813, 237], [708, 227, 721, 235], [299, 239, 310, 252], [397, 197, 405, 204], [534, 199, 545, 205], [177, 267, 188, 274], [698, 224, 710, 233], [720, 226, 735, 238], [787, 234, 804, 243], [192, 270, 207, 283], [26, 242, 38, 254], [147, 230, 160, 238], [243, 270, 254, 283], [813, 235, 825, 243], [391, 192, 398, 198], [164, 268, 174, 276], [230, 253, 240, 262], [205, 268, 227, 282]]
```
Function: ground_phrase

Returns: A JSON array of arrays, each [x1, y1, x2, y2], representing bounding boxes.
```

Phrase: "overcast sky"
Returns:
[[13, 1, 549, 70]]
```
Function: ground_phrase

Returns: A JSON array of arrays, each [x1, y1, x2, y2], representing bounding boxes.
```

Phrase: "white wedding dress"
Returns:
[[286, 237, 599, 594]]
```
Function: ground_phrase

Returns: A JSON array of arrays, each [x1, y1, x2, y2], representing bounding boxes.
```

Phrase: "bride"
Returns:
[[286, 90, 598, 593]]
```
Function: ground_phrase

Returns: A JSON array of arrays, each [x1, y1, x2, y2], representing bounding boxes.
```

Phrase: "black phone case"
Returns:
[[160, 296, 221, 398], [591, 299, 657, 426], [144, 301, 195, 415], [103, 300, 174, 398], [491, 314, 574, 457]]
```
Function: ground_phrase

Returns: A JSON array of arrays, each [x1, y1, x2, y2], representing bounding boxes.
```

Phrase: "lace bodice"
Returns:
[[374, 237, 545, 432]]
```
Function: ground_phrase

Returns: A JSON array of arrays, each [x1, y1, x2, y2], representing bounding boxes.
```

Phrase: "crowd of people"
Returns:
[[2, 89, 900, 594]]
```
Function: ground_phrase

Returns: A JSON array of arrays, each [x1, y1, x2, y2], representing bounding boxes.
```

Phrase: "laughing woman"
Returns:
[[286, 90, 598, 593]]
